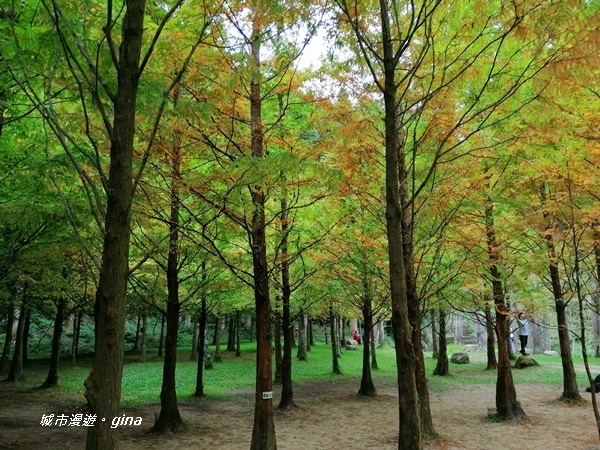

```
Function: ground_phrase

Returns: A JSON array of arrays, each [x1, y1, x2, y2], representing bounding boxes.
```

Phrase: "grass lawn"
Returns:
[[5, 342, 600, 407]]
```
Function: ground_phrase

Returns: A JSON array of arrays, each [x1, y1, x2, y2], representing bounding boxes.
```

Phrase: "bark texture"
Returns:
[[41, 298, 66, 388], [7, 296, 27, 382], [380, 1, 421, 445], [541, 185, 580, 400], [485, 193, 526, 420], [249, 12, 276, 449], [84, 2, 145, 447], [433, 310, 449, 376]]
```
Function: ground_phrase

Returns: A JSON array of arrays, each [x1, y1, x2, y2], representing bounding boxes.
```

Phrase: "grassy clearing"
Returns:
[[4, 342, 600, 407]]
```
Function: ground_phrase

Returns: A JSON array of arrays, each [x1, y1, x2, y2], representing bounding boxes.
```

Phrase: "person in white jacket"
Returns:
[[517, 312, 530, 356]]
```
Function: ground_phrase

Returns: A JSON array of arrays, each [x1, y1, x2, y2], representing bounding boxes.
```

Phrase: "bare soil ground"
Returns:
[[2, 368, 600, 449]]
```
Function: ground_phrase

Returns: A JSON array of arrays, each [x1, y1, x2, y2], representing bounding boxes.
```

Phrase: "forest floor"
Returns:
[[2, 356, 600, 449]]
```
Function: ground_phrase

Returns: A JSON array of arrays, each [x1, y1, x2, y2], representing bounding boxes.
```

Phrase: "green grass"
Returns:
[[5, 342, 600, 408]]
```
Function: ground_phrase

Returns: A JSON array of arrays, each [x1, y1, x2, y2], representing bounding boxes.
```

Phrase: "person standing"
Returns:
[[517, 312, 530, 356]]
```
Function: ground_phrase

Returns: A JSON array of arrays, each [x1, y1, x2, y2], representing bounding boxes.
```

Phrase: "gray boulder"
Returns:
[[515, 355, 539, 369], [450, 352, 470, 364], [344, 338, 358, 350]]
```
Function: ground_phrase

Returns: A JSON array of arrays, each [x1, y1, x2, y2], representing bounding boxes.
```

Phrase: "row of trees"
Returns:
[[2, 0, 600, 449]]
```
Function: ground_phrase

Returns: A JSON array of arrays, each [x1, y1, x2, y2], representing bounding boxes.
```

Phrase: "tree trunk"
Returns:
[[370, 326, 378, 370], [0, 301, 15, 375], [248, 13, 276, 449], [542, 185, 581, 400], [235, 310, 241, 357], [401, 157, 435, 437], [274, 310, 283, 385], [195, 293, 209, 397], [213, 316, 222, 363], [279, 300, 294, 407], [531, 318, 542, 355], [336, 317, 342, 358], [7, 296, 27, 382], [485, 191, 526, 420], [21, 308, 30, 363], [227, 314, 236, 352], [308, 317, 314, 348], [153, 154, 184, 431], [139, 313, 148, 363], [71, 310, 82, 367], [454, 313, 464, 345], [379, 1, 421, 445], [594, 299, 600, 358], [593, 223, 600, 358], [158, 312, 165, 357], [190, 318, 198, 361], [84, 2, 145, 446], [41, 297, 66, 388], [431, 310, 438, 359], [211, 316, 219, 346], [433, 309, 449, 376], [377, 321, 385, 347], [278, 199, 296, 409], [485, 300, 497, 370], [507, 320, 517, 360], [330, 306, 341, 375], [132, 314, 141, 351], [358, 295, 376, 396], [296, 311, 308, 362]]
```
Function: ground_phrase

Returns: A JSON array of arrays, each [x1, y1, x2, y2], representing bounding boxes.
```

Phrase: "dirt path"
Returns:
[[2, 374, 600, 450]]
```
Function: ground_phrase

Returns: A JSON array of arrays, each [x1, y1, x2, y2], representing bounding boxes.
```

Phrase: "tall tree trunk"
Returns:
[[153, 115, 184, 431], [454, 314, 464, 345], [249, 13, 276, 449], [235, 310, 241, 357], [358, 293, 376, 396], [370, 326, 378, 370], [139, 313, 147, 363], [531, 319, 542, 354], [132, 314, 141, 351], [430, 310, 438, 359], [213, 316, 222, 362], [377, 321, 385, 347], [83, 2, 145, 447], [330, 306, 341, 375], [7, 295, 27, 382], [278, 186, 295, 409], [279, 298, 294, 408], [308, 317, 314, 348], [507, 320, 517, 360], [21, 309, 30, 363], [274, 309, 283, 385], [0, 301, 15, 375], [485, 299, 497, 370], [400, 137, 434, 438], [195, 293, 209, 397], [379, 2, 421, 446], [41, 297, 66, 388], [541, 184, 580, 400], [158, 312, 165, 357], [194, 288, 212, 397], [211, 316, 219, 346], [71, 310, 82, 367], [593, 222, 600, 358], [433, 309, 449, 376], [485, 191, 526, 420], [297, 311, 308, 362], [190, 318, 198, 361], [227, 314, 236, 352]]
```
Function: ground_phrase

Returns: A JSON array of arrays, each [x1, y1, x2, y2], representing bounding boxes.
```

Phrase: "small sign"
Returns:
[[262, 391, 273, 400]]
